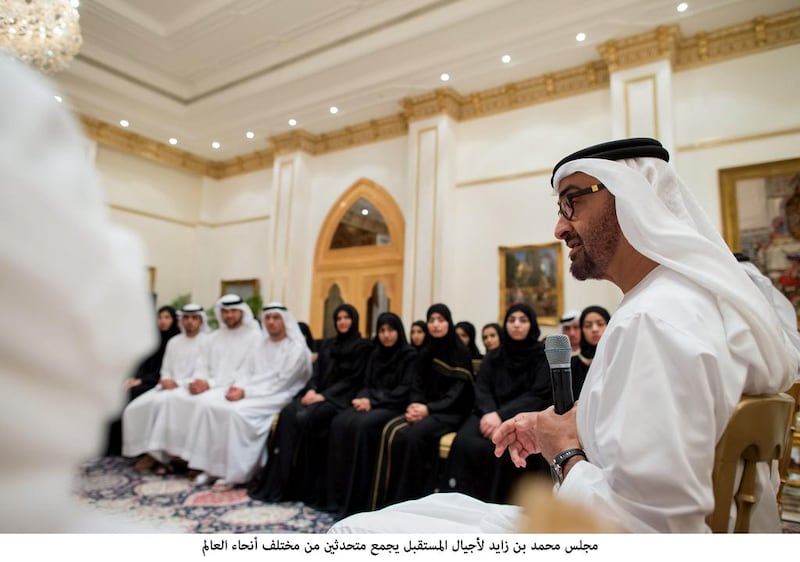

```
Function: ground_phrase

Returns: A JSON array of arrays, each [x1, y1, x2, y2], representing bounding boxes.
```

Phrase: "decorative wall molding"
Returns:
[[80, 115, 274, 179], [108, 202, 269, 228], [268, 113, 408, 156], [676, 126, 800, 153], [81, 9, 800, 179]]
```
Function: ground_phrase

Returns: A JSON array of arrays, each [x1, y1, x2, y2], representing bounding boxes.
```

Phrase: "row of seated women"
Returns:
[[246, 302, 610, 521]]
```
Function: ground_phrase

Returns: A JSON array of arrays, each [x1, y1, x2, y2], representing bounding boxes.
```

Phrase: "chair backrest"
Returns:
[[778, 381, 800, 511], [707, 392, 794, 532]]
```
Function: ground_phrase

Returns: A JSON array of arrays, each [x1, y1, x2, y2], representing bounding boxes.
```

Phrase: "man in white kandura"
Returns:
[[330, 138, 796, 534], [122, 303, 210, 469], [184, 303, 313, 489]]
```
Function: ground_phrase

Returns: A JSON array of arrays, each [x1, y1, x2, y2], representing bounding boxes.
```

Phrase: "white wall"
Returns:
[[96, 43, 800, 335], [195, 170, 273, 308], [96, 146, 201, 307], [450, 90, 623, 333]]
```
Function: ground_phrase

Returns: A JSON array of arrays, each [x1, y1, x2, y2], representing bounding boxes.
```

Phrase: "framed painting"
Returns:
[[499, 242, 563, 326], [720, 157, 800, 319], [220, 278, 261, 300], [146, 266, 156, 293]]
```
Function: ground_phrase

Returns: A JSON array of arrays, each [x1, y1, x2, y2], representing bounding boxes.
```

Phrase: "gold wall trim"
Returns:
[[455, 168, 551, 188], [674, 9, 800, 71], [623, 74, 659, 139], [82, 9, 800, 179], [200, 215, 271, 228], [107, 204, 196, 227], [599, 25, 680, 72], [676, 126, 800, 152], [81, 115, 274, 180], [108, 203, 269, 228], [269, 113, 409, 156]]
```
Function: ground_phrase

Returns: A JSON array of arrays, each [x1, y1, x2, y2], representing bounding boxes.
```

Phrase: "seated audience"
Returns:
[[570, 305, 610, 400], [446, 304, 551, 503], [480, 322, 503, 353], [558, 310, 581, 355], [248, 304, 371, 505], [409, 320, 429, 350], [329, 137, 797, 534], [371, 304, 474, 508], [182, 303, 312, 489], [297, 321, 318, 354], [455, 321, 483, 360], [105, 305, 180, 455], [122, 304, 210, 473], [324, 312, 417, 517]]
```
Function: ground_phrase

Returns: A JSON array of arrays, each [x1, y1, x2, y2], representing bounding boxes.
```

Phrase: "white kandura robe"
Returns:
[[147, 326, 263, 460], [122, 332, 209, 459], [183, 335, 313, 483], [557, 266, 793, 532]]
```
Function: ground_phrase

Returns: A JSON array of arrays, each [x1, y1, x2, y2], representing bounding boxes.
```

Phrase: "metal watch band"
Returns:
[[553, 448, 586, 469]]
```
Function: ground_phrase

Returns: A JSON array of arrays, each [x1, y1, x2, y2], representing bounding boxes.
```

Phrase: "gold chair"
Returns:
[[778, 381, 800, 511], [439, 432, 456, 459], [707, 392, 794, 533]]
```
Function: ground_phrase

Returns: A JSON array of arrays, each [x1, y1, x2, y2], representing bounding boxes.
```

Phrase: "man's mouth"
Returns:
[[566, 238, 583, 258]]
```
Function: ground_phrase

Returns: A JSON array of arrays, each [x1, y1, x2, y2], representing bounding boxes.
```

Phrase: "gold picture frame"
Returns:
[[720, 157, 800, 320], [147, 266, 156, 293], [220, 278, 261, 300], [499, 242, 563, 326]]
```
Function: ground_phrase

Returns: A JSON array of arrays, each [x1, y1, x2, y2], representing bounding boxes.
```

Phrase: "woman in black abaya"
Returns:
[[371, 303, 474, 509], [445, 303, 552, 503], [247, 304, 371, 506], [324, 312, 417, 518]]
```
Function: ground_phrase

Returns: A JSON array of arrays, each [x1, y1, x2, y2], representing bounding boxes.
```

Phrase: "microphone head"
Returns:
[[545, 333, 572, 367]]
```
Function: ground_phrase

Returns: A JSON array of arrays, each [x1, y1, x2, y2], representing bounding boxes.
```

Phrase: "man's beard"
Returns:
[[569, 197, 621, 281]]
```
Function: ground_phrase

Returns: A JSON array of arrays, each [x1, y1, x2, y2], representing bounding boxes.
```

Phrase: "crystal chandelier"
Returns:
[[0, 0, 83, 75]]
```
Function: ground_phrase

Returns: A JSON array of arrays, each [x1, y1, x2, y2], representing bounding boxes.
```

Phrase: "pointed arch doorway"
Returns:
[[311, 178, 404, 339]]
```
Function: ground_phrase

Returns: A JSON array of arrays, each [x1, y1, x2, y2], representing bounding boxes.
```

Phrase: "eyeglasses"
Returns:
[[557, 183, 606, 221]]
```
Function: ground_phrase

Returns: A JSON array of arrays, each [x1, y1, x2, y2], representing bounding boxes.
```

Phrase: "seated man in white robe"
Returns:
[[183, 303, 313, 488], [122, 304, 210, 470], [330, 138, 797, 534]]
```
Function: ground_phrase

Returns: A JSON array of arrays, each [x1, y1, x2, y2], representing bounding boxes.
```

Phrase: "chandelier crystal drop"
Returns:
[[0, 0, 83, 75]]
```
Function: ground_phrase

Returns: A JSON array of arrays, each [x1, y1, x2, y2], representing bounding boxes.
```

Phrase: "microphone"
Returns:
[[545, 334, 575, 415]]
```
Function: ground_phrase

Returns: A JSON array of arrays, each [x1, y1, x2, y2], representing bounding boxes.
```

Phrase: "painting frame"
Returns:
[[499, 242, 563, 326], [220, 278, 261, 301], [719, 157, 800, 323]]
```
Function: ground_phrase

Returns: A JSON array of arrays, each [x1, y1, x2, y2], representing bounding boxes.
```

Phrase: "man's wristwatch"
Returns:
[[550, 448, 586, 485]]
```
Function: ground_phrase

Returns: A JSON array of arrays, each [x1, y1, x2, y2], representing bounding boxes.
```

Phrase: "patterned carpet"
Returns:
[[74, 456, 800, 533], [73, 456, 337, 533]]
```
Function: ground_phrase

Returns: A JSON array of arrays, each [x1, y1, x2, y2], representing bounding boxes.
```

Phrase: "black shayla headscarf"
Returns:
[[367, 312, 415, 388], [331, 303, 371, 367], [501, 303, 545, 370], [455, 321, 483, 359], [410, 320, 429, 350], [579, 305, 611, 360], [419, 303, 473, 380]]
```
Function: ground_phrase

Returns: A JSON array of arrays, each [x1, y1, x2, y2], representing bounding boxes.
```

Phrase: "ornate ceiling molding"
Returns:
[[80, 9, 800, 179], [268, 113, 408, 156]]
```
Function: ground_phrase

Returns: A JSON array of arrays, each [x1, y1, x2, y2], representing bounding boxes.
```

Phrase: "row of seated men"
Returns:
[[109, 293, 610, 521]]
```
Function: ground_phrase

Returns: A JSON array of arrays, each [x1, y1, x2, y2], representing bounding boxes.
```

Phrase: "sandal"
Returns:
[[133, 455, 157, 473], [152, 463, 175, 476]]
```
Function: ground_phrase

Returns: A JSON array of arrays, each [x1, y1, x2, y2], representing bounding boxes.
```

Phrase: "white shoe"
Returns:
[[192, 471, 213, 486]]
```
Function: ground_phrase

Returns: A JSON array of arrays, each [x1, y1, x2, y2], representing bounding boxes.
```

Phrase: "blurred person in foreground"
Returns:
[[0, 53, 155, 531]]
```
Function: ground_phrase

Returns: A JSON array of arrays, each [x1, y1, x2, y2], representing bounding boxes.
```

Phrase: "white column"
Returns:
[[404, 115, 457, 322], [609, 59, 675, 156], [269, 151, 313, 319]]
